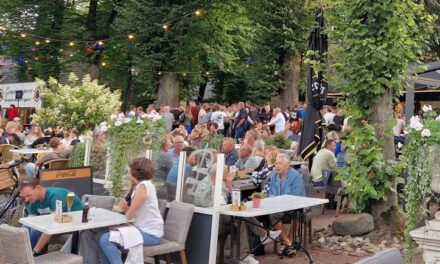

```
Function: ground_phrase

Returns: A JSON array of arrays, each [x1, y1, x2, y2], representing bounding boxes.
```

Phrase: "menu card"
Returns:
[[232, 189, 241, 206], [55, 200, 63, 222]]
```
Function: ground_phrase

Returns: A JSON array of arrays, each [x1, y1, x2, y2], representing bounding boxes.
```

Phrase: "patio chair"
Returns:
[[0, 144, 19, 163], [0, 224, 82, 264], [355, 248, 404, 264], [47, 159, 70, 169], [158, 199, 167, 218], [143, 200, 195, 264]]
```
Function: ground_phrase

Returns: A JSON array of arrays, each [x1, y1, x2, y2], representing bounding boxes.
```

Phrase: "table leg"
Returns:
[[71, 231, 79, 254], [230, 216, 241, 264]]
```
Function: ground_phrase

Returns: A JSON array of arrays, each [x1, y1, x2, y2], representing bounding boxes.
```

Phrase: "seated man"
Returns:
[[268, 153, 306, 257], [310, 139, 337, 186], [235, 144, 263, 173], [221, 138, 239, 166], [19, 176, 82, 255], [26, 137, 71, 177]]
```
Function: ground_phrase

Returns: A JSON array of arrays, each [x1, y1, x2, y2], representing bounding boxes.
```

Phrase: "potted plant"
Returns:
[[250, 192, 265, 208]]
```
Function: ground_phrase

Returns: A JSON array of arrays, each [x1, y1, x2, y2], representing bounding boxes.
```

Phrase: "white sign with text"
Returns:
[[0, 82, 42, 108]]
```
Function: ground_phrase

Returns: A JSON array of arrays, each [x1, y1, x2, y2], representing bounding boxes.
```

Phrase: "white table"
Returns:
[[10, 148, 53, 155], [19, 208, 133, 253], [219, 195, 328, 263]]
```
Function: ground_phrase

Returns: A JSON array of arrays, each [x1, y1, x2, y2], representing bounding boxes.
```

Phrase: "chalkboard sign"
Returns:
[[39, 166, 93, 199]]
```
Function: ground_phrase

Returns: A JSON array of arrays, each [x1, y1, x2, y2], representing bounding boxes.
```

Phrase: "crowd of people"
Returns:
[[126, 100, 350, 263]]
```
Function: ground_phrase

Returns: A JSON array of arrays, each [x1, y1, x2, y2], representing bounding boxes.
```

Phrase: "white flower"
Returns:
[[436, 115, 440, 121], [100, 125, 108, 132], [123, 117, 131, 123], [421, 129, 431, 137], [136, 118, 144, 124], [117, 113, 125, 119], [110, 114, 117, 121], [100, 121, 107, 127], [422, 105, 432, 112], [404, 130, 409, 135], [114, 121, 122, 127], [409, 116, 423, 131]]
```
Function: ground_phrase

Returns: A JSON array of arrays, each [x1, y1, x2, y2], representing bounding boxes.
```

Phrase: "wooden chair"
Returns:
[[36, 152, 47, 161], [0, 144, 19, 163], [0, 224, 82, 264], [143, 200, 195, 264], [46, 159, 70, 169]]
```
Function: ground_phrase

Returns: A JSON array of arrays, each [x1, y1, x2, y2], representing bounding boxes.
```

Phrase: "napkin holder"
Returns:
[[54, 214, 73, 223]]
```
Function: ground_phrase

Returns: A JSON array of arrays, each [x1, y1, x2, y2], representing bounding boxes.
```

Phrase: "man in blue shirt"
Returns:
[[268, 153, 305, 256], [221, 138, 239, 166], [19, 176, 82, 256]]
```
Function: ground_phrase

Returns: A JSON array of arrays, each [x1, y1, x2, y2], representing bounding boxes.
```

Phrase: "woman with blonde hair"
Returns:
[[252, 139, 266, 158], [252, 148, 279, 194], [24, 125, 44, 147]]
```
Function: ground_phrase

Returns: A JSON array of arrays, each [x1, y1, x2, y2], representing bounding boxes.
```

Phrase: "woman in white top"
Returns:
[[97, 158, 164, 264], [24, 125, 43, 147]]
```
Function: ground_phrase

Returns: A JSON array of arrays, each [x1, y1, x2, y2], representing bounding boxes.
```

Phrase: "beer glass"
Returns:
[[66, 191, 75, 213]]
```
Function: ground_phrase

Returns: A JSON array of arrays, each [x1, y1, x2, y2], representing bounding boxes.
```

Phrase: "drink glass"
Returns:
[[66, 192, 75, 213]]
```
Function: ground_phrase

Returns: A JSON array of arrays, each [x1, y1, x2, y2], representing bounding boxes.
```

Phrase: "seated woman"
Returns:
[[25, 137, 71, 177], [96, 158, 163, 264], [24, 125, 44, 147]]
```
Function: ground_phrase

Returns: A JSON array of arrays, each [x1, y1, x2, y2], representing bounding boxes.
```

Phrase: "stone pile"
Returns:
[[313, 227, 403, 257]]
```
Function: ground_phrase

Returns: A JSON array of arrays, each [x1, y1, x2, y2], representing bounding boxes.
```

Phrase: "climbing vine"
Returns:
[[402, 106, 440, 261], [104, 115, 165, 197]]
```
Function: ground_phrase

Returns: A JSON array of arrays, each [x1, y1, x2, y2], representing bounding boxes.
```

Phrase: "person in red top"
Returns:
[[6, 104, 19, 121], [189, 100, 200, 128]]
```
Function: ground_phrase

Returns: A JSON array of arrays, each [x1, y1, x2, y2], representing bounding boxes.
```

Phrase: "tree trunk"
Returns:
[[158, 73, 180, 107], [370, 90, 400, 230], [49, 0, 65, 80], [89, 64, 99, 80], [87, 0, 98, 39], [272, 53, 301, 109]]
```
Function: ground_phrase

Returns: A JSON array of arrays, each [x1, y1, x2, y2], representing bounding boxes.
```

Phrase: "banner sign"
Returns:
[[40, 167, 93, 198], [0, 82, 42, 108]]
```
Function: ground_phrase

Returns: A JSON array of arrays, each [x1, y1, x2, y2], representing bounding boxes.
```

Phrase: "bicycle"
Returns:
[[0, 158, 27, 224]]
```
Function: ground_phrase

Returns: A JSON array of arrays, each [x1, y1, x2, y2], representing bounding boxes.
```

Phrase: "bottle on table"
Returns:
[[82, 198, 89, 223]]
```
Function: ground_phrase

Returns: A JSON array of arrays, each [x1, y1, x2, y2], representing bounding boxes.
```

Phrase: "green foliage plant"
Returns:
[[105, 115, 165, 197], [401, 106, 440, 261], [67, 143, 86, 167], [200, 134, 228, 152], [264, 133, 292, 150], [325, 0, 434, 226], [32, 73, 121, 133]]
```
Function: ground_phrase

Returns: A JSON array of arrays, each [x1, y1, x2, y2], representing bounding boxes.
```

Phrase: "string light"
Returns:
[[69, 42, 75, 46], [158, 71, 162, 75], [20, 33, 27, 38], [101, 62, 107, 66], [162, 24, 170, 31], [195, 9, 203, 16], [45, 39, 51, 44], [35, 41, 40, 45], [205, 71, 210, 75], [98, 41, 104, 45], [128, 34, 135, 40], [183, 73, 187, 76]]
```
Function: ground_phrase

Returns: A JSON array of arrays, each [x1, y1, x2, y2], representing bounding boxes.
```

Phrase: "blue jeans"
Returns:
[[234, 126, 245, 140], [25, 226, 48, 254], [97, 229, 161, 264], [25, 163, 38, 177]]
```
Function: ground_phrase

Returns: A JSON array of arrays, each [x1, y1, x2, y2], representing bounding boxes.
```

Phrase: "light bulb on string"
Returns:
[[195, 9, 204, 16], [98, 41, 104, 46], [158, 71, 162, 75], [128, 34, 135, 40], [162, 24, 170, 31], [35, 41, 40, 46], [20, 33, 27, 38], [183, 73, 187, 77], [45, 39, 50, 44], [205, 71, 210, 75], [101, 62, 107, 66], [69, 42, 75, 47]]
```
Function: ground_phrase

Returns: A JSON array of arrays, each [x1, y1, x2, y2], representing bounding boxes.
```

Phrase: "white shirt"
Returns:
[[324, 112, 336, 125], [211, 111, 226, 130], [268, 113, 286, 133], [393, 119, 405, 137], [131, 180, 164, 237]]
